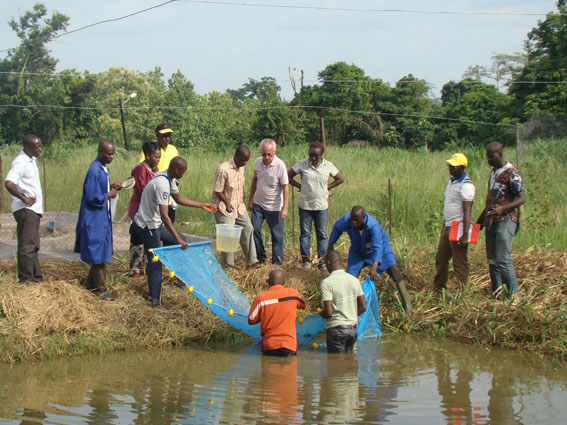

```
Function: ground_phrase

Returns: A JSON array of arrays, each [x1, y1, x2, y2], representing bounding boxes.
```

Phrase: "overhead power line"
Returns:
[[176, 0, 561, 16]]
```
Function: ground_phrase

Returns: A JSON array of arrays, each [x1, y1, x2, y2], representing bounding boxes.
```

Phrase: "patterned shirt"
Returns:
[[211, 158, 246, 219], [485, 162, 524, 225]]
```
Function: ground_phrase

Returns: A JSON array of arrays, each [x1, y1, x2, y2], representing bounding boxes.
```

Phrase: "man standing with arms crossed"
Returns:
[[433, 153, 475, 292], [319, 250, 366, 353], [248, 139, 289, 265], [212, 145, 259, 269], [477, 142, 526, 298], [4, 134, 44, 283]]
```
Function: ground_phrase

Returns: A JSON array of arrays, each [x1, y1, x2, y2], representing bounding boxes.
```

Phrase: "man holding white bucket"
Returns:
[[212, 145, 260, 269]]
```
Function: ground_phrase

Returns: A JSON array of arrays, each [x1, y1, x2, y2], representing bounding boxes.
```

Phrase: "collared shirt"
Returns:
[[443, 172, 475, 226], [138, 144, 179, 171], [211, 158, 246, 219], [5, 150, 43, 214], [485, 162, 524, 225], [134, 171, 179, 230], [248, 285, 305, 352], [321, 269, 363, 328], [291, 158, 339, 210], [252, 155, 289, 211]]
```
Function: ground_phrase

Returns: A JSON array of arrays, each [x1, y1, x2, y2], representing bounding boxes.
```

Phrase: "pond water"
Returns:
[[0, 334, 565, 424]]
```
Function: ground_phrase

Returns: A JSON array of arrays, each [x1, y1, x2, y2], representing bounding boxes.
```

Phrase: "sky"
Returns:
[[0, 0, 560, 100]]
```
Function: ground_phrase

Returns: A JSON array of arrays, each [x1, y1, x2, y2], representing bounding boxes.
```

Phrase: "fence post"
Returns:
[[387, 178, 392, 237], [320, 107, 333, 224], [0, 155, 3, 213], [42, 159, 47, 212], [516, 123, 525, 230], [291, 186, 295, 247]]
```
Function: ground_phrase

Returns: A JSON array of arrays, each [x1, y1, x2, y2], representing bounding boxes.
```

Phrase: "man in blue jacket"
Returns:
[[329, 205, 412, 314], [74, 139, 121, 300]]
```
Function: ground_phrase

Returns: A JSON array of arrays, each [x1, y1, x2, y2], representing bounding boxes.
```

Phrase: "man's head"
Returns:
[[234, 145, 251, 168], [260, 138, 276, 166], [308, 141, 324, 167], [325, 250, 342, 272], [446, 153, 467, 179], [155, 123, 173, 149], [485, 142, 505, 168], [22, 134, 42, 158], [97, 139, 116, 165], [267, 269, 284, 287], [168, 156, 187, 180], [350, 205, 365, 229]]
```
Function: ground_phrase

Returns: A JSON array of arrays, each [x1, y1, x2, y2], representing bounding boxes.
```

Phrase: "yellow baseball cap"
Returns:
[[446, 153, 468, 167]]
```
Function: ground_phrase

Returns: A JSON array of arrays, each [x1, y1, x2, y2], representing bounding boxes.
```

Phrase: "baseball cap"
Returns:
[[156, 123, 174, 134], [446, 153, 468, 167]]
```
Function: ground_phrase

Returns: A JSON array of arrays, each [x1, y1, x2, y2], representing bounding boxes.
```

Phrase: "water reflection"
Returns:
[[0, 335, 565, 424]]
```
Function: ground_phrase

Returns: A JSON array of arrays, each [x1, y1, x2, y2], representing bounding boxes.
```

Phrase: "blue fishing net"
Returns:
[[152, 242, 381, 345], [152, 242, 326, 345]]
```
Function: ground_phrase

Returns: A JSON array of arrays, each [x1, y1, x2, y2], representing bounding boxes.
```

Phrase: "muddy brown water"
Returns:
[[0, 334, 565, 424]]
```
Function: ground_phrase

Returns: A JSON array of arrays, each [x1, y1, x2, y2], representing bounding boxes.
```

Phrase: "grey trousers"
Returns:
[[215, 210, 258, 266], [13, 208, 42, 283]]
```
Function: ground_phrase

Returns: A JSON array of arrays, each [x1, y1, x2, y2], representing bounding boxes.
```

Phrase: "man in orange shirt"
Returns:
[[248, 269, 305, 356]]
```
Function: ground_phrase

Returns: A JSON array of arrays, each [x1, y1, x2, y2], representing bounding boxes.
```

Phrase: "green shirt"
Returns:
[[321, 269, 363, 328], [291, 158, 338, 210]]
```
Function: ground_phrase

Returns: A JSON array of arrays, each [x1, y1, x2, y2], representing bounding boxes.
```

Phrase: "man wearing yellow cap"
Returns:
[[433, 153, 475, 292]]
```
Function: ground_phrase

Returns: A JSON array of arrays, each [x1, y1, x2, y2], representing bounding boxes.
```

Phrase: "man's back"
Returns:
[[321, 269, 363, 328], [248, 285, 305, 352]]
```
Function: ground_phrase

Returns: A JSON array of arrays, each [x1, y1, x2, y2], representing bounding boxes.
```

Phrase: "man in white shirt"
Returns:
[[433, 153, 476, 292], [4, 134, 44, 283], [248, 139, 289, 265]]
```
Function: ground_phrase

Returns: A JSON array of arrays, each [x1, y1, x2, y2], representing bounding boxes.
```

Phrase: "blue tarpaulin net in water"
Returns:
[[152, 242, 380, 345]]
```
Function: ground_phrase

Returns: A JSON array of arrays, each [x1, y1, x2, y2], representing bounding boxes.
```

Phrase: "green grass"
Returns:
[[1, 139, 566, 250]]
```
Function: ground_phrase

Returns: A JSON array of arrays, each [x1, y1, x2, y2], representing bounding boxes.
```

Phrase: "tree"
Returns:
[[463, 53, 526, 91], [509, 0, 567, 119], [0, 3, 70, 144], [227, 77, 280, 103]]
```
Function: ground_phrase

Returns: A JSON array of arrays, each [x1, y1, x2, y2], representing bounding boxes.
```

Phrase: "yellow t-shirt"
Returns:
[[139, 144, 179, 171]]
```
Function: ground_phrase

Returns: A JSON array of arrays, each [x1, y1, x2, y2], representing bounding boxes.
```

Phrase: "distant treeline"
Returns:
[[0, 2, 566, 150]]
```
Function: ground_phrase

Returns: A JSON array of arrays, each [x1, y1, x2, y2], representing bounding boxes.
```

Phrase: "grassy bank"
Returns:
[[0, 244, 565, 364]]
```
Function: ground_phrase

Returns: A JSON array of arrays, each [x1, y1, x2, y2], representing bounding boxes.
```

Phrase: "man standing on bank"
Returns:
[[212, 145, 260, 269], [319, 250, 366, 353], [130, 156, 216, 307], [329, 205, 412, 315], [288, 141, 344, 270], [248, 139, 289, 265], [248, 269, 306, 356], [75, 139, 121, 300], [433, 153, 476, 292], [4, 134, 44, 283], [477, 142, 526, 298]]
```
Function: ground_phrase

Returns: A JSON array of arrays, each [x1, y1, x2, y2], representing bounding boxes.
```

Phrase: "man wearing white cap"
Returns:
[[433, 153, 475, 292]]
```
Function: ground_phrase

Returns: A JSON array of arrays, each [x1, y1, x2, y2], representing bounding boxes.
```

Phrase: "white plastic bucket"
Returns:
[[216, 224, 243, 252]]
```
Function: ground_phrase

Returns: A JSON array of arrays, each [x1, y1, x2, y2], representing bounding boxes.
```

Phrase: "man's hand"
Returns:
[[178, 239, 189, 250], [280, 206, 288, 220], [22, 196, 36, 207], [458, 233, 469, 244], [202, 203, 217, 213], [225, 202, 233, 213], [487, 206, 506, 216], [248, 199, 254, 210], [111, 183, 122, 191], [369, 262, 379, 280]]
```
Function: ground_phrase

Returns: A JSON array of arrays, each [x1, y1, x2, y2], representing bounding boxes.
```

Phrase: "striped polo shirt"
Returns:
[[248, 285, 305, 352]]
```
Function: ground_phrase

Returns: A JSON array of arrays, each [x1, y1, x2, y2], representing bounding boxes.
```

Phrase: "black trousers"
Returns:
[[13, 208, 42, 283]]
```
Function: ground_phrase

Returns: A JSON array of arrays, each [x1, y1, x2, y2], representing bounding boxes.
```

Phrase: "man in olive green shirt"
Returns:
[[319, 250, 366, 353]]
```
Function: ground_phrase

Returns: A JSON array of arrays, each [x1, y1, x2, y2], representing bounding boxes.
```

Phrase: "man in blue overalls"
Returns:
[[329, 205, 412, 314]]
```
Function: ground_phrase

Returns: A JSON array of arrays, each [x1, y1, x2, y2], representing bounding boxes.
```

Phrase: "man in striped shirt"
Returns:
[[248, 269, 305, 356]]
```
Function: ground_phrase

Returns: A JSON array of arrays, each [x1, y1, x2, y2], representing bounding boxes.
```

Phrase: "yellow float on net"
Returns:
[[228, 309, 234, 316], [208, 399, 214, 404], [316, 307, 322, 313], [312, 342, 318, 349], [151, 255, 159, 263], [169, 271, 175, 278], [188, 286, 193, 293], [207, 298, 212, 305], [298, 316, 303, 324]]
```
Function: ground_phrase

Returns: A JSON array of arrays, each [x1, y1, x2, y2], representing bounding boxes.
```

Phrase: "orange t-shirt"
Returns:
[[248, 285, 305, 352]]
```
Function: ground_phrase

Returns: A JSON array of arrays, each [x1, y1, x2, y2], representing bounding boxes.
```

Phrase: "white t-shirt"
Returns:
[[5, 150, 43, 215], [321, 269, 364, 328], [443, 173, 475, 226], [134, 171, 179, 230]]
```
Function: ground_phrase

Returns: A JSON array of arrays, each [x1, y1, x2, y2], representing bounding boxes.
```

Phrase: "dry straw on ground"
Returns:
[[0, 246, 565, 362]]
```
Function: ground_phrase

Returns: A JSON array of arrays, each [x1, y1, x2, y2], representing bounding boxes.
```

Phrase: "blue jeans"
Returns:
[[486, 217, 519, 297], [130, 222, 164, 305], [299, 208, 328, 264], [252, 203, 284, 265]]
